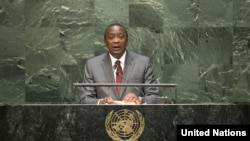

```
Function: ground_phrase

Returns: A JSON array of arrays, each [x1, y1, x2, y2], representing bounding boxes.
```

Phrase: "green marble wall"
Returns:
[[0, 0, 250, 104]]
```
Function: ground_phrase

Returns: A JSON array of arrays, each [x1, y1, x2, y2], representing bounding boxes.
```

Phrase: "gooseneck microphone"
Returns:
[[113, 64, 117, 70], [113, 64, 145, 97]]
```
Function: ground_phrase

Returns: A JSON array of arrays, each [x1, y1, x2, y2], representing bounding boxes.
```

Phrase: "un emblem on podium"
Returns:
[[105, 109, 145, 141]]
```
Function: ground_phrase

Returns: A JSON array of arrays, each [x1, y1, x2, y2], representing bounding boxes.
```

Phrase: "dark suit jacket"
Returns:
[[80, 51, 159, 104]]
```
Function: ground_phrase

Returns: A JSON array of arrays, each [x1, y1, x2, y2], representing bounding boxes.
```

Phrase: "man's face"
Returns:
[[104, 25, 128, 59]]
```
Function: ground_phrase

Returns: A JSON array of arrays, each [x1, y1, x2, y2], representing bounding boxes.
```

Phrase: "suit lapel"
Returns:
[[101, 53, 120, 99], [101, 54, 114, 83], [120, 51, 135, 97]]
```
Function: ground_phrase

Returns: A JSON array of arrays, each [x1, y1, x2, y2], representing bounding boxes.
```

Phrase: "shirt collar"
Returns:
[[109, 51, 126, 67]]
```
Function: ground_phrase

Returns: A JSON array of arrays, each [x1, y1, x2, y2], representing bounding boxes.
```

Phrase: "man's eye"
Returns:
[[108, 36, 114, 40]]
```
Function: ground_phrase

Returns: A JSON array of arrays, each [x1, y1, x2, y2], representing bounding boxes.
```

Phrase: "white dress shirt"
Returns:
[[109, 51, 126, 81]]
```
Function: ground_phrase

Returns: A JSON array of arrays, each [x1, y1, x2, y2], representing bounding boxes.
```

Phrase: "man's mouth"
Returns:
[[113, 46, 121, 50], [113, 46, 120, 48]]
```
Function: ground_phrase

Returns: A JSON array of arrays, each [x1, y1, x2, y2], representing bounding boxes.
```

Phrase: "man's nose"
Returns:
[[112, 37, 120, 43]]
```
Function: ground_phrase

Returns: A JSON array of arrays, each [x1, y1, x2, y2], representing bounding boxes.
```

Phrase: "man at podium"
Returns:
[[80, 23, 159, 105]]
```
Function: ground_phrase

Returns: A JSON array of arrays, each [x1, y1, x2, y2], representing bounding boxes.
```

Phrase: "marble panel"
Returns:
[[233, 27, 250, 65], [95, 0, 129, 28], [60, 27, 95, 63], [59, 0, 95, 27], [0, 26, 25, 103], [198, 27, 233, 65], [231, 64, 250, 103], [24, 0, 61, 27], [0, 0, 24, 27], [25, 27, 64, 103], [160, 64, 198, 103], [164, 0, 199, 27], [161, 27, 199, 64], [233, 0, 250, 27], [129, 3, 163, 33], [59, 64, 84, 103], [198, 0, 233, 27], [198, 64, 234, 103]]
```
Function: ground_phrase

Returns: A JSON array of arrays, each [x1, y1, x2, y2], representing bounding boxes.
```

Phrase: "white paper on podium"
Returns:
[[112, 101, 136, 105]]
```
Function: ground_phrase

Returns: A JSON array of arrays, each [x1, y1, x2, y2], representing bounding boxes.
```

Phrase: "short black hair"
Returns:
[[104, 23, 128, 39]]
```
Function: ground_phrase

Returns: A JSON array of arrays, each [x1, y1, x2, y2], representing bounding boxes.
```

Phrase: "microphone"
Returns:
[[113, 64, 117, 70], [113, 64, 145, 98]]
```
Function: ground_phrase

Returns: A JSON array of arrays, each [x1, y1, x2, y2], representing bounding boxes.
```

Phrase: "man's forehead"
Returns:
[[106, 26, 126, 34]]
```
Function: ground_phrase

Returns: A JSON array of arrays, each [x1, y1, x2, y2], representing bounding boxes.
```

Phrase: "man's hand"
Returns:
[[99, 97, 115, 105], [123, 93, 142, 104]]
